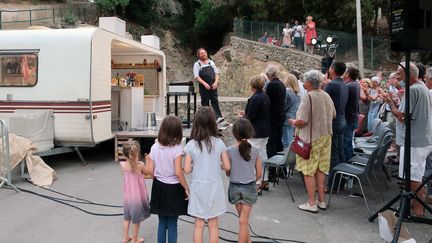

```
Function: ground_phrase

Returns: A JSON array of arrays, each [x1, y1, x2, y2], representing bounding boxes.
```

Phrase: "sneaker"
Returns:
[[316, 200, 327, 210], [298, 202, 318, 213], [216, 117, 225, 124]]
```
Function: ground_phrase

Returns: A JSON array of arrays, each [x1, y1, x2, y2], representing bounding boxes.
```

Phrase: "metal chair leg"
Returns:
[[280, 166, 295, 202], [380, 170, 390, 190], [372, 170, 379, 184], [366, 177, 379, 202], [382, 164, 392, 182], [356, 176, 370, 214], [336, 174, 343, 195], [327, 172, 340, 207]]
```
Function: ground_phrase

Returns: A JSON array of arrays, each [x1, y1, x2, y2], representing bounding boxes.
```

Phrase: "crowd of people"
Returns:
[[118, 46, 432, 242], [258, 16, 317, 54]]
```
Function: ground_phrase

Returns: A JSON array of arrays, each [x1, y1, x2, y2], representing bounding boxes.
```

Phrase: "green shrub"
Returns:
[[64, 8, 78, 26]]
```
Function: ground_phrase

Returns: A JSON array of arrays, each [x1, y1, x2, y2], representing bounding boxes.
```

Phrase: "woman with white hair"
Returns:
[[364, 76, 383, 131], [288, 70, 335, 213]]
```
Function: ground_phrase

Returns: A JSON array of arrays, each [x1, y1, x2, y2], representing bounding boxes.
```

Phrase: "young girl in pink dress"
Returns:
[[120, 141, 151, 243]]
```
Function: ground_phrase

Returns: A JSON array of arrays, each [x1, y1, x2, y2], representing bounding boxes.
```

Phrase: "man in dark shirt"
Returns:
[[265, 65, 286, 181], [325, 61, 348, 190], [342, 66, 360, 161]]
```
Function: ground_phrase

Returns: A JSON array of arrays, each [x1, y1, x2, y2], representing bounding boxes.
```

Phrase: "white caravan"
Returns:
[[0, 27, 167, 151]]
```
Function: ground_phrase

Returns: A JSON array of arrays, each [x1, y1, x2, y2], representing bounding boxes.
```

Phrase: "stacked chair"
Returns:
[[353, 118, 382, 144], [327, 119, 393, 214]]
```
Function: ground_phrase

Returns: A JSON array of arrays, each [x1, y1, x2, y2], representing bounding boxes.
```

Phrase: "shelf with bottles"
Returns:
[[111, 72, 144, 88], [111, 59, 162, 72], [111, 64, 157, 69]]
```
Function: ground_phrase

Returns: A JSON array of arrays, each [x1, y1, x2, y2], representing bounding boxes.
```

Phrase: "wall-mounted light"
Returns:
[[311, 38, 318, 45]]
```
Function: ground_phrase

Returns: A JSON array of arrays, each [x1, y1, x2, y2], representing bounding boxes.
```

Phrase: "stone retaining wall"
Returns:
[[214, 37, 323, 97], [229, 36, 322, 73]]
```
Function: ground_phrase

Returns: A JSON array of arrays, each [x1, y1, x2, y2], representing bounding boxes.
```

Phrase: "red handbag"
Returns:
[[291, 94, 312, 160]]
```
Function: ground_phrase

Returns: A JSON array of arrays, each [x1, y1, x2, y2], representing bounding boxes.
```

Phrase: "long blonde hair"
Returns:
[[122, 140, 141, 173], [284, 73, 300, 94]]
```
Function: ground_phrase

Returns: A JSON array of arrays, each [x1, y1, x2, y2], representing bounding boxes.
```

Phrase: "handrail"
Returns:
[[1, 17, 53, 24], [1, 8, 58, 13], [0, 119, 19, 192]]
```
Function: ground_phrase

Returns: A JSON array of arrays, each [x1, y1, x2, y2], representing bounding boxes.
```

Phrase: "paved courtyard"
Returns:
[[1, 141, 431, 243]]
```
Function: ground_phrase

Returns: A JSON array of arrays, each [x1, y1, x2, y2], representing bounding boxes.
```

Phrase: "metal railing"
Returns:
[[0, 4, 97, 30], [0, 119, 19, 192], [233, 18, 388, 70]]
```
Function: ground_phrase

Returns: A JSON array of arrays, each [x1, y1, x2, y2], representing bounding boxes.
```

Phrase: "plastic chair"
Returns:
[[349, 134, 393, 191], [327, 143, 388, 214], [262, 142, 296, 202], [355, 125, 390, 150]]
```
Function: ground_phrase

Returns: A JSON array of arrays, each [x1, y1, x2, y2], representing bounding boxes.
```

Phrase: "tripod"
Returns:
[[368, 52, 432, 242]]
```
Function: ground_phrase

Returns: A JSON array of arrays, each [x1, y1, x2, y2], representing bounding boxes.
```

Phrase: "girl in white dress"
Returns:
[[184, 107, 230, 243]]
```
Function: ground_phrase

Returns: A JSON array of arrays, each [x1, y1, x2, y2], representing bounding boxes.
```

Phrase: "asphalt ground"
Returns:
[[1, 140, 431, 243]]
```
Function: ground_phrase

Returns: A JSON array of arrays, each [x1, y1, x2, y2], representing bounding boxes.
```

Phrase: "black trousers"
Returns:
[[328, 119, 347, 189], [199, 84, 222, 118]]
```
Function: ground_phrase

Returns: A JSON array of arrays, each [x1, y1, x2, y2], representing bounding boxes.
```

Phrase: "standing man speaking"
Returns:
[[193, 48, 224, 123]]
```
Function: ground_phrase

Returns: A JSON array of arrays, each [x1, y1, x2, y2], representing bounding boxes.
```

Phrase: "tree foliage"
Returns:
[[125, 0, 181, 28], [95, 0, 129, 16], [118, 0, 385, 52], [193, 0, 235, 52]]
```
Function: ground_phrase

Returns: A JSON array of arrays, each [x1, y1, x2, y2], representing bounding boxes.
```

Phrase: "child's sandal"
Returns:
[[261, 181, 269, 191]]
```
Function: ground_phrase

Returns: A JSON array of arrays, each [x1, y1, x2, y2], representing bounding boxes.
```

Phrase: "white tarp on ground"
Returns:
[[0, 134, 56, 187]]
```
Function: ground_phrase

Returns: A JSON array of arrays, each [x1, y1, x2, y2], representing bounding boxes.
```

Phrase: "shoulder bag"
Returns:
[[291, 94, 312, 160]]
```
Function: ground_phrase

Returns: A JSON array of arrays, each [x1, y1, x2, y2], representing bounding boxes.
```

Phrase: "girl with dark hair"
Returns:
[[147, 115, 188, 243], [184, 107, 230, 243], [226, 118, 262, 243]]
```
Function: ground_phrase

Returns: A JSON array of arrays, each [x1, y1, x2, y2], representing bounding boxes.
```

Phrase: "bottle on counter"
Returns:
[[6, 62, 12, 74]]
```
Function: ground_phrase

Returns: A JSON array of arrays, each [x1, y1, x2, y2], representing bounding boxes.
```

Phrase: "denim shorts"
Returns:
[[228, 181, 258, 205]]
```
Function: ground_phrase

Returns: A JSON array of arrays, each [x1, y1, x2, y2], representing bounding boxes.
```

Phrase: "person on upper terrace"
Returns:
[[258, 32, 268, 43], [292, 20, 304, 50], [304, 16, 317, 54], [282, 23, 292, 48]]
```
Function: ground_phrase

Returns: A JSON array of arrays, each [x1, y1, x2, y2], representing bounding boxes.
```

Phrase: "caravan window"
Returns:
[[0, 53, 38, 87]]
